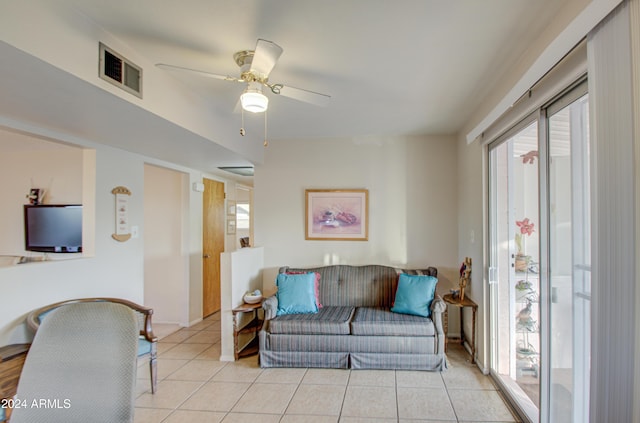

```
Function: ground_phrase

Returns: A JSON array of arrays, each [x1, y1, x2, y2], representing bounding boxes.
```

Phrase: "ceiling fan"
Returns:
[[156, 39, 331, 113]]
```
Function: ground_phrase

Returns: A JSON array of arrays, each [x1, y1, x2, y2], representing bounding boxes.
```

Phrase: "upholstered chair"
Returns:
[[26, 298, 158, 394], [12, 302, 140, 422]]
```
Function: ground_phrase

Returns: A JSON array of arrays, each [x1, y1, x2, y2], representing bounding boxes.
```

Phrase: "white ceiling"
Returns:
[[2, 0, 573, 176], [66, 0, 569, 138]]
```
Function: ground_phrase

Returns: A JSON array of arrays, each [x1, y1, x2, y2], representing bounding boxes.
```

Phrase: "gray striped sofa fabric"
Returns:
[[351, 353, 447, 370], [259, 350, 350, 369], [351, 306, 435, 337], [281, 265, 437, 307], [269, 306, 355, 335], [264, 333, 436, 354]]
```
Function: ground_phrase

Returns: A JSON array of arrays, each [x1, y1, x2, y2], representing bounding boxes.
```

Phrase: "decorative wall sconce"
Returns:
[[112, 186, 131, 242]]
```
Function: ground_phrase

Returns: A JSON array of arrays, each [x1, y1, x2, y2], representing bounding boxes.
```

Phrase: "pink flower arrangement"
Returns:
[[515, 218, 535, 254], [516, 218, 535, 235]]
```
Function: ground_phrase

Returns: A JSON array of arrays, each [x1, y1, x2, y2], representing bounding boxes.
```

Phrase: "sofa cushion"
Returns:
[[276, 273, 319, 316], [391, 273, 438, 317], [269, 306, 355, 335], [351, 307, 435, 336]]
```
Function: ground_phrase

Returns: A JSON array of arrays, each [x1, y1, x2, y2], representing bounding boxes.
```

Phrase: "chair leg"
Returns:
[[149, 350, 157, 394]]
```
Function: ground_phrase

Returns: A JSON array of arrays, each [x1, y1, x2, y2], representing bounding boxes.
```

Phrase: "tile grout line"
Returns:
[[336, 368, 352, 421], [441, 369, 461, 422], [280, 368, 309, 417], [395, 370, 400, 422], [145, 317, 225, 422], [158, 323, 221, 423]]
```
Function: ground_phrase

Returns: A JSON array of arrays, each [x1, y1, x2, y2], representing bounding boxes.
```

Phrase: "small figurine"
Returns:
[[26, 188, 44, 205], [459, 257, 472, 301]]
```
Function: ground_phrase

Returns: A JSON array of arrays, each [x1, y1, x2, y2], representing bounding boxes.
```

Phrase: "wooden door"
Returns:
[[202, 178, 225, 317]]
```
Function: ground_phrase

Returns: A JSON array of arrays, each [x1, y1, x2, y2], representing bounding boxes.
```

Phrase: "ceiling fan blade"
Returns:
[[250, 39, 283, 80], [274, 84, 331, 107], [156, 63, 241, 83]]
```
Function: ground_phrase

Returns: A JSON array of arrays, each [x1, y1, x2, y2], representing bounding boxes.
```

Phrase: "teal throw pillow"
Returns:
[[391, 273, 438, 317], [276, 272, 319, 316]]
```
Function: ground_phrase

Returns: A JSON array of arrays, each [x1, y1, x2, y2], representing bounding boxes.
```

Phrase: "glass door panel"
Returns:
[[489, 120, 540, 420], [548, 93, 590, 422]]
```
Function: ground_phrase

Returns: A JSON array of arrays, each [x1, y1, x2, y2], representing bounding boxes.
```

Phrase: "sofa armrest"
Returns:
[[262, 295, 278, 321], [431, 295, 446, 314], [431, 295, 446, 354]]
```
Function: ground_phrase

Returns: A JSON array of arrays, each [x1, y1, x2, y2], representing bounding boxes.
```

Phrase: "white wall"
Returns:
[[0, 123, 221, 344], [220, 247, 264, 361], [455, 135, 486, 366], [254, 135, 459, 295], [143, 164, 189, 324], [0, 131, 145, 345], [0, 129, 84, 256]]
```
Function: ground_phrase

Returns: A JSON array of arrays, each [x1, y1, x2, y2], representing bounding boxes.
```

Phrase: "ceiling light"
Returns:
[[240, 82, 268, 113]]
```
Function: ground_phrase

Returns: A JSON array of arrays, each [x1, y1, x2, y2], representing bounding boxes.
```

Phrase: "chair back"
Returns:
[[11, 302, 139, 423]]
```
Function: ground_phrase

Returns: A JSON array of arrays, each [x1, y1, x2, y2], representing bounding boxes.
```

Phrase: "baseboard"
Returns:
[[448, 335, 487, 374], [219, 354, 234, 362], [154, 320, 183, 325], [460, 339, 488, 374], [189, 318, 203, 327]]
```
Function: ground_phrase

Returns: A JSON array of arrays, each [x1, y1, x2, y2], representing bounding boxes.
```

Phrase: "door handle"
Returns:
[[203, 254, 210, 259]]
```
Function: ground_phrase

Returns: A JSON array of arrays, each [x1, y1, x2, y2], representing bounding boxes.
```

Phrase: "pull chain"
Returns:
[[240, 108, 246, 136], [263, 109, 268, 147]]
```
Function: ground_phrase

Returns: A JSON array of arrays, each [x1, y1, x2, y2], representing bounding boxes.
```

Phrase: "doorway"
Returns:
[[202, 178, 225, 317], [143, 164, 188, 325]]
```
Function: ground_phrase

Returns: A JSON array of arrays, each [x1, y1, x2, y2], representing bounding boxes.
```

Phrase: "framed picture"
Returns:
[[227, 219, 236, 235], [305, 189, 369, 241], [227, 200, 237, 216]]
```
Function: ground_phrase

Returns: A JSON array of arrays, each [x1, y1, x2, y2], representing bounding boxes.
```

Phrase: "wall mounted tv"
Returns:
[[24, 205, 83, 253]]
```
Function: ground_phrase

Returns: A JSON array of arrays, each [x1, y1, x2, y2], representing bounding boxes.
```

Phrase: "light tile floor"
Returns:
[[135, 313, 520, 423]]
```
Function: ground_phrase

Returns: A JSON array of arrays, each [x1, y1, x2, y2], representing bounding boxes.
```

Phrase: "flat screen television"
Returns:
[[24, 204, 83, 253]]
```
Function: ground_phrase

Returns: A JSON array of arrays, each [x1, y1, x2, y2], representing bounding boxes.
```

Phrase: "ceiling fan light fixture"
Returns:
[[240, 83, 268, 113]]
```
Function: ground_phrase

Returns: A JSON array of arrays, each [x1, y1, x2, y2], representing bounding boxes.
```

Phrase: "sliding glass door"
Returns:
[[489, 119, 541, 419], [488, 82, 590, 422], [547, 90, 590, 422]]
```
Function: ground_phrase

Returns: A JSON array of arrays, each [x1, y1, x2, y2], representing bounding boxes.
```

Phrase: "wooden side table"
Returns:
[[231, 301, 263, 361], [443, 294, 477, 364]]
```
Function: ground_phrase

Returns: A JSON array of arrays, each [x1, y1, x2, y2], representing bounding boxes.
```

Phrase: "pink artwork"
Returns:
[[305, 189, 368, 240]]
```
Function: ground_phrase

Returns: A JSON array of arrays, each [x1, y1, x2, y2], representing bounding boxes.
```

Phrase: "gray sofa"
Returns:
[[259, 264, 447, 370]]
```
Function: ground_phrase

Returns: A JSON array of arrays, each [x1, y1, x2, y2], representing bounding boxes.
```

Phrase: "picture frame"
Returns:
[[305, 189, 369, 241], [227, 200, 237, 216], [227, 219, 236, 235]]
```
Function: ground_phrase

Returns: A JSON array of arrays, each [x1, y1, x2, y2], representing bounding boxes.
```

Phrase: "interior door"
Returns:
[[202, 178, 225, 317]]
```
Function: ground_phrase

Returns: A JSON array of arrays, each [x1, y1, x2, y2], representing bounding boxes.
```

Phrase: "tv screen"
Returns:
[[24, 205, 83, 253]]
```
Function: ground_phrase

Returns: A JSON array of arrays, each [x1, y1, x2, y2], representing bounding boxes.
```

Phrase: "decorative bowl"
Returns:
[[243, 294, 263, 304]]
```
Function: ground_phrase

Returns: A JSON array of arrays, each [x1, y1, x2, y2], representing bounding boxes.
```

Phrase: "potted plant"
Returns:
[[515, 218, 534, 272]]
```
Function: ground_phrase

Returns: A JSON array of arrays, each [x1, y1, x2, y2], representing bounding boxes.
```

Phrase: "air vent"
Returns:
[[99, 42, 142, 98]]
